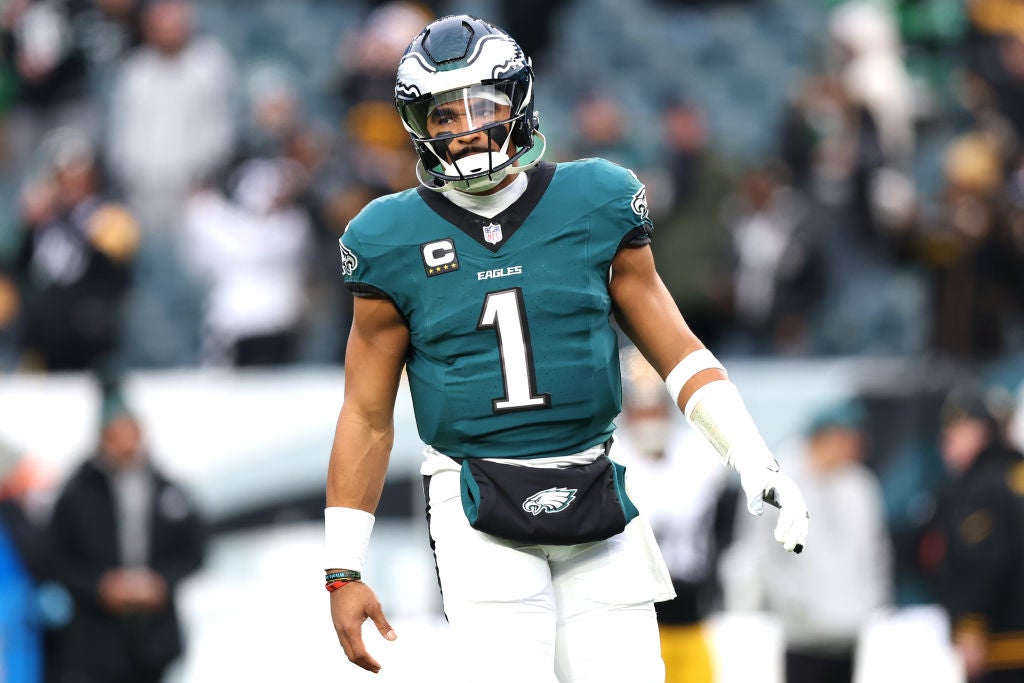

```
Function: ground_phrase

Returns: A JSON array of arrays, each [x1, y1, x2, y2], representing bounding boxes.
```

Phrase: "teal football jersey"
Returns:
[[339, 158, 653, 459]]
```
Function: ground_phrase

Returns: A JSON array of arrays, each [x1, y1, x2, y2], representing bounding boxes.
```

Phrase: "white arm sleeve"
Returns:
[[684, 379, 778, 476]]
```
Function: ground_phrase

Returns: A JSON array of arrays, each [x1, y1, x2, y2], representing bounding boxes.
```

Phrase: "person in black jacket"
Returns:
[[927, 391, 1024, 682], [47, 392, 205, 683], [9, 127, 139, 372]]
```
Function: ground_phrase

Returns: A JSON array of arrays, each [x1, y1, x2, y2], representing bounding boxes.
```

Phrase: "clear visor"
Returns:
[[403, 83, 518, 140]]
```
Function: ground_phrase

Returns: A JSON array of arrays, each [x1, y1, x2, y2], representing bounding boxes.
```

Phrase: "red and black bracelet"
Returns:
[[326, 580, 356, 593]]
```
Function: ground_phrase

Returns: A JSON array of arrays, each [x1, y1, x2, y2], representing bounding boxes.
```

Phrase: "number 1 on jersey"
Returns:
[[478, 288, 551, 413]]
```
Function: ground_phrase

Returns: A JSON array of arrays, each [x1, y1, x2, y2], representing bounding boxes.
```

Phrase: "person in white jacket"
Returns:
[[724, 400, 892, 683], [106, 0, 236, 234]]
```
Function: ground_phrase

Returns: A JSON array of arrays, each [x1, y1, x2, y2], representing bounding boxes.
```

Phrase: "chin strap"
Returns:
[[506, 131, 546, 176], [416, 132, 547, 193]]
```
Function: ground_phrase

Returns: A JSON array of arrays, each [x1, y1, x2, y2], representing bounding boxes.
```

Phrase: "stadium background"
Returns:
[[0, 0, 1021, 680]]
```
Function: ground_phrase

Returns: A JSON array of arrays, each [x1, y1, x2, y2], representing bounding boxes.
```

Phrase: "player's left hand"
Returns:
[[759, 470, 809, 554], [330, 581, 397, 673]]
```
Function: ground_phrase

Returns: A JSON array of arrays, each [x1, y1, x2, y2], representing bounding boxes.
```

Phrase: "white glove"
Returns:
[[682, 378, 810, 553], [740, 464, 809, 553]]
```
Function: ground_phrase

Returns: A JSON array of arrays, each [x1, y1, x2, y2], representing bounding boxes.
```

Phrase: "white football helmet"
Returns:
[[395, 15, 545, 193]]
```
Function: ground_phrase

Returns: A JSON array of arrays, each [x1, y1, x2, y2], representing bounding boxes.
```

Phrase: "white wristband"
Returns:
[[664, 349, 726, 404], [324, 507, 375, 571]]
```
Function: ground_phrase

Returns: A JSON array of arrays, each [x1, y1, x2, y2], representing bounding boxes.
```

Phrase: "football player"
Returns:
[[325, 14, 809, 681]]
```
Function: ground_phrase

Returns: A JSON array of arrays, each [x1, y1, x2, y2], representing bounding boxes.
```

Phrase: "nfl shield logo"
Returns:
[[482, 222, 503, 245]]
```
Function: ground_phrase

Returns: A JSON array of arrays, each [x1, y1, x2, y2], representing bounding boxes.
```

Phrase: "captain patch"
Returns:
[[421, 238, 460, 277]]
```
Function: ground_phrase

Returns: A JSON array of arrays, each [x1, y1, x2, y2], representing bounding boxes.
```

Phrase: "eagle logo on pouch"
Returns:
[[482, 222, 503, 245], [522, 487, 577, 515]]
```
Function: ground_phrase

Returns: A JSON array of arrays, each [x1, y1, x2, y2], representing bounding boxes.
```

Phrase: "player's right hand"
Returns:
[[759, 470, 809, 554], [330, 581, 397, 674]]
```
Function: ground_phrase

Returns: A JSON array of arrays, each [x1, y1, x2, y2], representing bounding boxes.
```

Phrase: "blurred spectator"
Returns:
[[718, 164, 826, 355], [106, 0, 236, 234], [325, 0, 427, 227], [335, 1, 430, 109], [47, 390, 205, 683], [649, 97, 734, 349], [778, 75, 851, 201], [965, 2, 1024, 144], [921, 389, 1024, 682], [918, 132, 1024, 360], [725, 400, 892, 683], [71, 0, 144, 87], [829, 2, 916, 170], [0, 439, 44, 683], [234, 61, 339, 364], [240, 62, 323, 166], [179, 61, 326, 367], [658, 97, 707, 208], [830, 2, 918, 244], [0, 0, 98, 174], [7, 127, 139, 372], [182, 155, 315, 367], [613, 350, 736, 683], [321, 1, 429, 361], [780, 2, 918, 257], [566, 91, 650, 171]]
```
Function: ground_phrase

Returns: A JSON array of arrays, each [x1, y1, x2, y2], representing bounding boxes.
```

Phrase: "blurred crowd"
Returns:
[[0, 0, 434, 371], [0, 0, 1023, 681], [0, 0, 1020, 374], [616, 350, 1024, 683]]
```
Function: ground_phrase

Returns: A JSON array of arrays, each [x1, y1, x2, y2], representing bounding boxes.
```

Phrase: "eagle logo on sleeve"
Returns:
[[339, 240, 359, 277], [522, 487, 577, 515], [627, 169, 652, 227], [631, 185, 649, 222]]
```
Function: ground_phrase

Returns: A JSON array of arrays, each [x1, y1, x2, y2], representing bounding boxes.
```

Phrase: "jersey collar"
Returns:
[[416, 162, 556, 253]]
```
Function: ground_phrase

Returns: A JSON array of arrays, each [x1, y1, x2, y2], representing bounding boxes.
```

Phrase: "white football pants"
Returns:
[[424, 461, 673, 682]]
